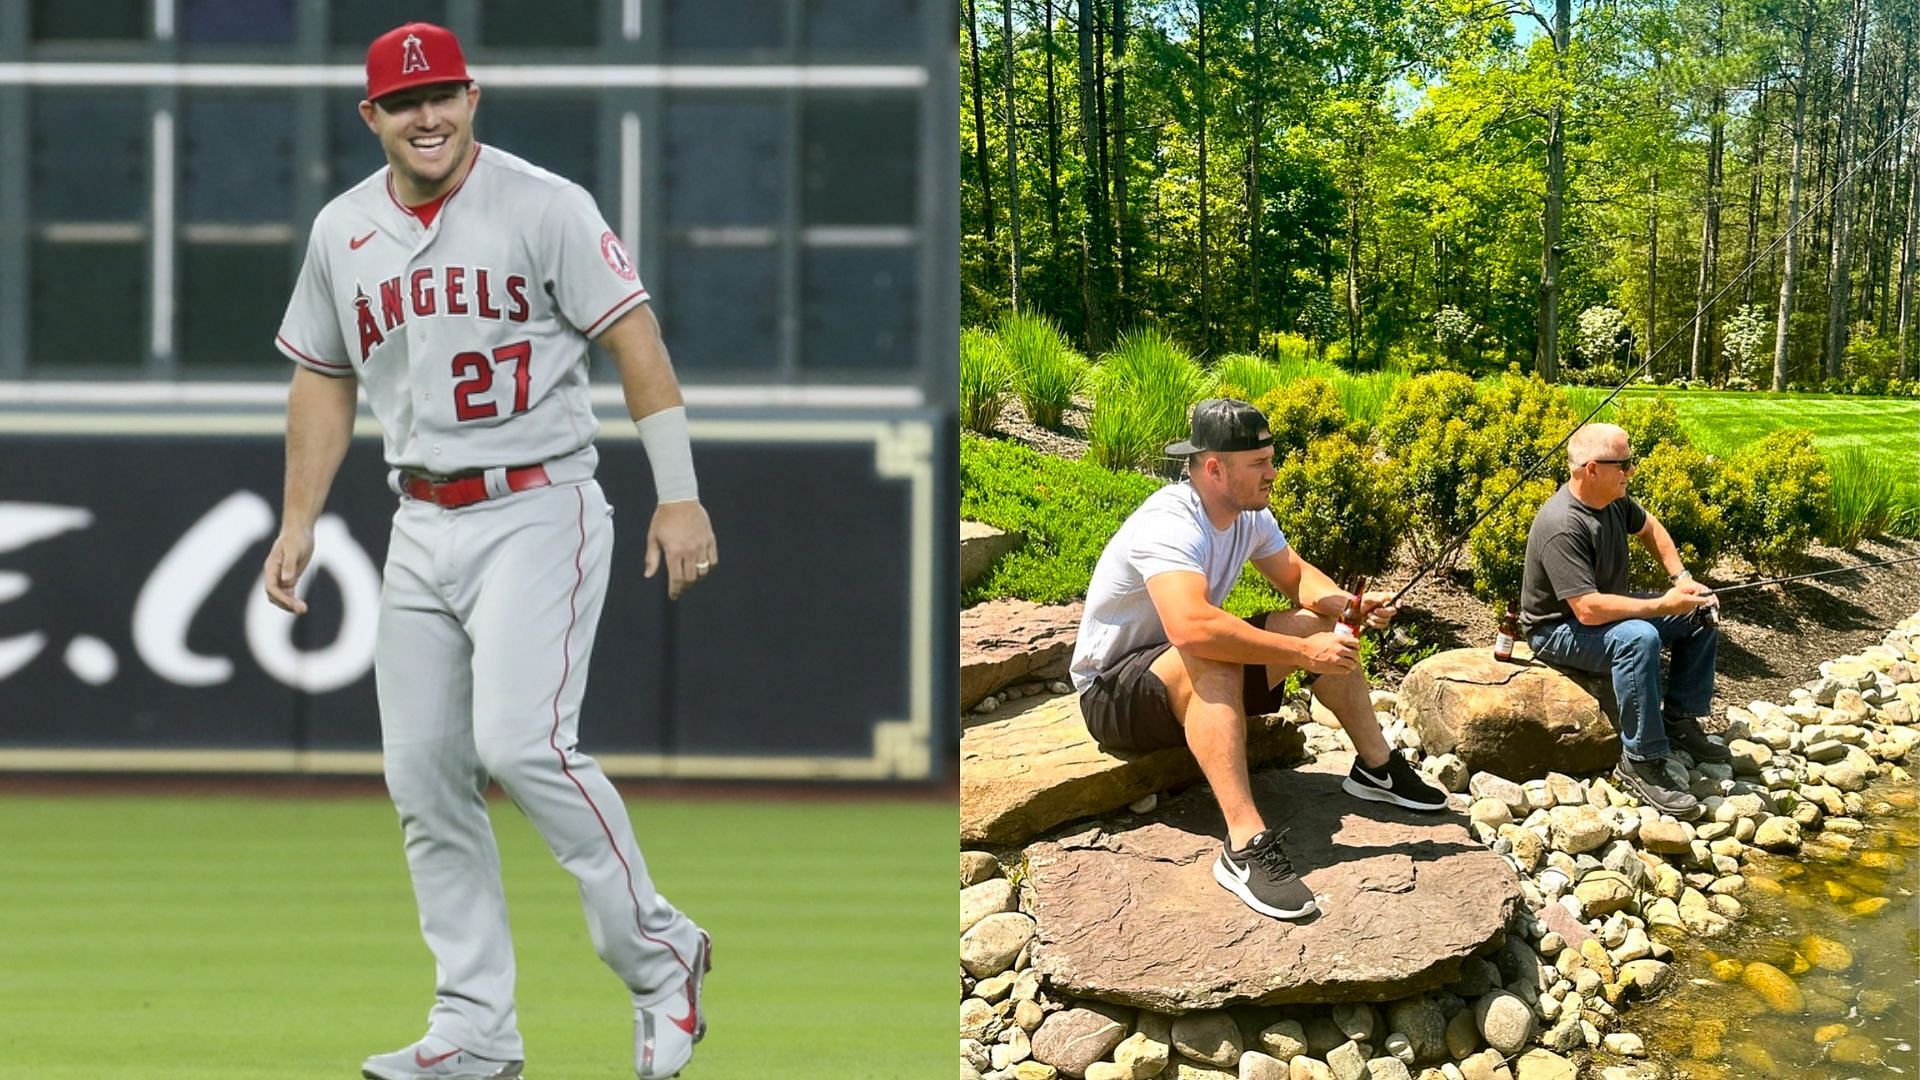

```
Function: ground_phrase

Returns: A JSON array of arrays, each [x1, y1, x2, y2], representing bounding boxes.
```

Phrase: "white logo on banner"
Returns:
[[1, 494, 379, 691]]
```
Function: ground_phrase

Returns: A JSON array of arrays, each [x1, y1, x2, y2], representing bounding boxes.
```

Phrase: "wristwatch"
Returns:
[[1669, 570, 1692, 583]]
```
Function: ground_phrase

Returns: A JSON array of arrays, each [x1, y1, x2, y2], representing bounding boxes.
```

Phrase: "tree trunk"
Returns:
[[1076, 0, 1112, 347], [1044, 0, 1062, 254], [1823, 0, 1867, 379], [1899, 142, 1919, 377], [1691, 96, 1725, 381], [1003, 0, 1023, 311], [1537, 0, 1571, 381], [1111, 0, 1131, 299], [1774, 14, 1814, 392], [1648, 168, 1660, 374], [1197, 0, 1211, 355], [1743, 78, 1766, 307], [1248, 0, 1263, 345], [966, 0, 995, 247]]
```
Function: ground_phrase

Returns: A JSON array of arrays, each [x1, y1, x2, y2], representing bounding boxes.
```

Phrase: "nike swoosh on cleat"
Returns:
[[350, 230, 377, 250], [414, 1047, 462, 1068], [668, 978, 699, 1035]]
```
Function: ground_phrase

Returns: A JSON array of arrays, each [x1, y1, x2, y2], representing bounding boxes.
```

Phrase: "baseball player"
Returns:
[[263, 23, 713, 1080]]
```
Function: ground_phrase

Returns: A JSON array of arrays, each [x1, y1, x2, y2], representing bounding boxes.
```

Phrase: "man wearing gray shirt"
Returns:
[[1520, 423, 1724, 820], [1071, 399, 1449, 921]]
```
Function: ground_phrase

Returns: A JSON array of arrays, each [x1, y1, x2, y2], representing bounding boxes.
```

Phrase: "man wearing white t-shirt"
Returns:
[[1071, 399, 1449, 920]]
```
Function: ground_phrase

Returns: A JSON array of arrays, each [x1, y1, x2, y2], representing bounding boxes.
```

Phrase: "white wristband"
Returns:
[[633, 406, 699, 503]]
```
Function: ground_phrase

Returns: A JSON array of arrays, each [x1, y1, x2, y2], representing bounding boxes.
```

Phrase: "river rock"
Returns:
[[960, 693, 1307, 845], [1473, 991, 1535, 1056], [1547, 805, 1612, 855], [1469, 773, 1529, 816], [1458, 1049, 1513, 1080], [1172, 1012, 1243, 1068], [962, 851, 1002, 887], [1291, 1059, 1336, 1080], [1571, 871, 1634, 917], [963, 912, 1037, 978], [1241, 1051, 1290, 1080], [1512, 1050, 1577, 1080], [1637, 819, 1693, 854], [1400, 651, 1622, 779], [1259, 1020, 1309, 1063], [1365, 1058, 1412, 1080], [1384, 998, 1447, 1066], [1800, 934, 1855, 972], [1031, 1005, 1130, 1078], [963, 878, 1019, 934], [1023, 756, 1523, 1011], [1740, 961, 1805, 1014]]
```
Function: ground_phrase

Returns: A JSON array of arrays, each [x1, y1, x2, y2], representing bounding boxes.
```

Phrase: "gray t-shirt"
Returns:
[[1519, 484, 1647, 633], [1069, 482, 1289, 689]]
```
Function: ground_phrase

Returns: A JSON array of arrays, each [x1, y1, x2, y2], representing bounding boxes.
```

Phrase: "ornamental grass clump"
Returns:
[[1823, 447, 1902, 548], [959, 326, 1012, 435], [1087, 327, 1213, 471], [1213, 353, 1288, 404], [998, 311, 1085, 430]]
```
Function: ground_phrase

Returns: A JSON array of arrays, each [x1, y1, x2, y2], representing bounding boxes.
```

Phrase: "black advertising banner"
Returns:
[[0, 412, 942, 781]]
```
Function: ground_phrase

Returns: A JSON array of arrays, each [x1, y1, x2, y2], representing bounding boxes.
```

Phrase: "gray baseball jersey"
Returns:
[[277, 145, 649, 474]]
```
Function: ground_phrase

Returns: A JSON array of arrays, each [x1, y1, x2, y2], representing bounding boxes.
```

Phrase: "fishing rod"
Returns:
[[1705, 551, 1920, 597], [1377, 101, 1920, 615]]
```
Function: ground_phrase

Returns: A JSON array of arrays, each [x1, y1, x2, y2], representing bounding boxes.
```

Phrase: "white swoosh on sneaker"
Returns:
[[1363, 767, 1395, 790], [1228, 857, 1252, 883]]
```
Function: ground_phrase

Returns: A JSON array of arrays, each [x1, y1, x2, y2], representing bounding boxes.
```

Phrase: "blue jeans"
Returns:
[[1528, 612, 1717, 762]]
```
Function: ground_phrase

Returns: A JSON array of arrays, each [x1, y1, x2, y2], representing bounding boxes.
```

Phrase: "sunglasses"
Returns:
[[1589, 456, 1635, 471]]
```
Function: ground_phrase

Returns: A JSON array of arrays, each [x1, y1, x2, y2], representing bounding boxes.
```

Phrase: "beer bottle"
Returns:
[[1494, 602, 1520, 662], [1334, 578, 1367, 643]]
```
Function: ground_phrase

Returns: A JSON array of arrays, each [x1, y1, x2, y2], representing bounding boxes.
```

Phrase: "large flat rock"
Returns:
[[960, 694, 1307, 847], [1400, 648, 1621, 781], [961, 521, 1026, 591], [1024, 754, 1521, 1012], [961, 598, 1083, 711]]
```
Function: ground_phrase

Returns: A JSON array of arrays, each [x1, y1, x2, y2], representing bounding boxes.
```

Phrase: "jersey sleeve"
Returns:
[[539, 184, 651, 339], [275, 217, 354, 377]]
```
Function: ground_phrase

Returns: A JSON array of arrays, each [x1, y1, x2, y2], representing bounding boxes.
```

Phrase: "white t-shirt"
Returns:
[[1069, 482, 1289, 689]]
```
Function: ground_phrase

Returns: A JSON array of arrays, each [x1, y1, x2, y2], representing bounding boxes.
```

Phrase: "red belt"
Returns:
[[402, 465, 550, 508]]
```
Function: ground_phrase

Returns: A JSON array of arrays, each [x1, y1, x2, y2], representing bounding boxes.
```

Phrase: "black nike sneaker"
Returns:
[[1342, 749, 1450, 812], [1664, 712, 1732, 765], [1612, 756, 1704, 820], [1213, 829, 1317, 920]]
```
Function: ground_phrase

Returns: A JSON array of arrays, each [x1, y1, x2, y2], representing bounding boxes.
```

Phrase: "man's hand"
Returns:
[[645, 500, 718, 600], [1299, 630, 1359, 675], [263, 527, 315, 615], [1357, 589, 1399, 630], [1658, 582, 1714, 616]]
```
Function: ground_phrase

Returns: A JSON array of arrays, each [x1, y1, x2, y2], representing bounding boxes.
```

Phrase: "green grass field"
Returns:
[[1568, 388, 1919, 496], [0, 792, 954, 1080]]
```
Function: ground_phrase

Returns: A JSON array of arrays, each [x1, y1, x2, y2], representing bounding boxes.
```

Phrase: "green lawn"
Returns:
[[0, 793, 954, 1080], [1569, 388, 1919, 496]]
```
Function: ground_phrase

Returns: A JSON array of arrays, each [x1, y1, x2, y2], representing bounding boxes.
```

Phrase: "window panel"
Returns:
[[181, 93, 296, 224], [180, 0, 297, 44], [31, 0, 145, 42], [30, 241, 146, 368], [659, 242, 780, 374], [805, 0, 921, 54], [179, 244, 297, 369], [480, 95, 601, 199], [662, 95, 784, 228], [479, 0, 599, 48], [660, 0, 790, 54], [330, 0, 452, 48], [802, 93, 916, 225], [30, 93, 148, 223], [801, 246, 915, 370]]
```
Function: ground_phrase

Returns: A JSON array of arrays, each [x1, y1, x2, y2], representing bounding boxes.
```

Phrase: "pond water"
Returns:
[[1632, 782, 1919, 1078]]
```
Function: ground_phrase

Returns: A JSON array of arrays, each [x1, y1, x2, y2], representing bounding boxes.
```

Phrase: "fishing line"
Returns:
[[1707, 551, 1920, 596], [1379, 101, 1920, 613]]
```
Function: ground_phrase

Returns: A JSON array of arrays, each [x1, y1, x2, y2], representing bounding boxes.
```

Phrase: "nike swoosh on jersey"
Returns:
[[350, 230, 377, 250]]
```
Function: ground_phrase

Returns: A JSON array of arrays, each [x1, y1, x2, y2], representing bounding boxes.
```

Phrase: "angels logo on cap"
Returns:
[[401, 33, 430, 75]]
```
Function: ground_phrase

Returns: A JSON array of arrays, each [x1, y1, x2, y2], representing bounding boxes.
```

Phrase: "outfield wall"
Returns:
[[0, 392, 953, 783]]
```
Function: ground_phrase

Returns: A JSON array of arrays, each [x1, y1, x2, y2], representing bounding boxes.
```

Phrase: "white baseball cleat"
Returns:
[[361, 1035, 523, 1080], [635, 931, 712, 1079]]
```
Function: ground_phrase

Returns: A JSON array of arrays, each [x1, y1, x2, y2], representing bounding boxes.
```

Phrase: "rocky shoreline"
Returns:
[[960, 613, 1920, 1080]]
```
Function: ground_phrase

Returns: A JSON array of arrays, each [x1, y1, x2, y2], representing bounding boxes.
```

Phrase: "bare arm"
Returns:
[[596, 303, 716, 600], [263, 367, 358, 614], [1144, 570, 1355, 674], [1565, 512, 1713, 625], [1633, 509, 1689, 580]]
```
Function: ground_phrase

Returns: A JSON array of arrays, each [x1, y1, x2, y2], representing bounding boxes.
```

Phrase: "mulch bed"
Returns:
[[977, 405, 1920, 727]]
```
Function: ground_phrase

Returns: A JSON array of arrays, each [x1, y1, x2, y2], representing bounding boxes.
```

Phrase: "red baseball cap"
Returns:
[[365, 22, 471, 102]]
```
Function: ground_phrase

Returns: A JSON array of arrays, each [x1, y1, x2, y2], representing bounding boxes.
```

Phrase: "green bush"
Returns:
[[1611, 397, 1691, 458], [1269, 438, 1408, 584], [959, 327, 1012, 435], [999, 311, 1085, 430], [1087, 327, 1213, 471], [1715, 428, 1832, 573], [1626, 444, 1726, 588], [1213, 353, 1288, 404], [959, 434, 1162, 604], [1466, 470, 1559, 606], [1472, 376, 1581, 482], [1823, 446, 1901, 548], [1251, 378, 1349, 457]]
